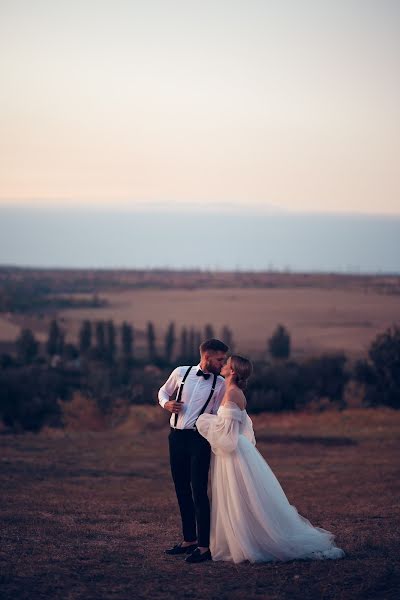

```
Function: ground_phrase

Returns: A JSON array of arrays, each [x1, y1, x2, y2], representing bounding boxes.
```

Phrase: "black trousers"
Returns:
[[168, 427, 211, 548]]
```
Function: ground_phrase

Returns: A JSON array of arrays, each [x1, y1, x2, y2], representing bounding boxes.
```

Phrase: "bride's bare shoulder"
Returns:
[[222, 386, 247, 410]]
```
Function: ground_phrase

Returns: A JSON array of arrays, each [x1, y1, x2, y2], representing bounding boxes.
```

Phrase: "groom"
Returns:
[[158, 338, 228, 563]]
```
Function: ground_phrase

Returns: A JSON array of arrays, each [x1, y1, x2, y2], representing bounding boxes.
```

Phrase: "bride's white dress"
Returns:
[[196, 400, 345, 564]]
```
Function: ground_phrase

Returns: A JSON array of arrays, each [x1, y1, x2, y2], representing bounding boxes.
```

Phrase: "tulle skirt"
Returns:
[[209, 434, 345, 564]]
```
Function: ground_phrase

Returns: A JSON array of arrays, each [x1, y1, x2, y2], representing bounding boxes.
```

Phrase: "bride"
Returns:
[[196, 355, 345, 564]]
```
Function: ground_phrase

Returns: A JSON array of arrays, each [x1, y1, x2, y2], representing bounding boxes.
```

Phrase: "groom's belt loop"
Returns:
[[173, 365, 193, 428]]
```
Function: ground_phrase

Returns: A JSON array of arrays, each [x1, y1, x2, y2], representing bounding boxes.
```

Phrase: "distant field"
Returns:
[[2, 286, 398, 359], [1, 269, 400, 359], [1, 408, 399, 600]]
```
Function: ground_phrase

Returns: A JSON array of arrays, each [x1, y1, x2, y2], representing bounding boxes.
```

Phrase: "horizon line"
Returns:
[[0, 200, 399, 220], [1, 263, 399, 276]]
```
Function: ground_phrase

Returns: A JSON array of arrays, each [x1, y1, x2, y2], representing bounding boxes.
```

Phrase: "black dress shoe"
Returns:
[[185, 548, 212, 563], [165, 542, 198, 555]]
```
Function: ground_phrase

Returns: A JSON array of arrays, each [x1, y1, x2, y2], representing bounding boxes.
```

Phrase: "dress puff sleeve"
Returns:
[[242, 412, 256, 446], [196, 405, 243, 455]]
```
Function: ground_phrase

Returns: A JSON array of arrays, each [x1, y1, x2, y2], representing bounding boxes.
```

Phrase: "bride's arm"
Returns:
[[196, 409, 241, 454]]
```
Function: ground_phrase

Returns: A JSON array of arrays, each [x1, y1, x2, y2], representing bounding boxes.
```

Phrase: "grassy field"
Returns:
[[1, 408, 399, 600], [3, 286, 400, 360]]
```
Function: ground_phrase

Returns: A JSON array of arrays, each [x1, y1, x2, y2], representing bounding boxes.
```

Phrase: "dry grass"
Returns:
[[1, 408, 399, 599], [12, 287, 400, 359], [2, 284, 400, 359]]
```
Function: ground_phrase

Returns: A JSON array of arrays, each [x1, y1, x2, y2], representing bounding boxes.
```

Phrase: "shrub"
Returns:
[[0, 366, 66, 431], [57, 391, 107, 431], [268, 324, 291, 360], [15, 328, 39, 364], [247, 353, 349, 413], [354, 324, 400, 408]]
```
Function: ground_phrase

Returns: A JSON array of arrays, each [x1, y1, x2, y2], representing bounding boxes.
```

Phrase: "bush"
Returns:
[[300, 352, 349, 408], [268, 324, 291, 360], [0, 353, 15, 369], [15, 328, 39, 364], [0, 366, 67, 431], [248, 361, 301, 412], [57, 391, 107, 431], [354, 324, 400, 408], [247, 354, 349, 413]]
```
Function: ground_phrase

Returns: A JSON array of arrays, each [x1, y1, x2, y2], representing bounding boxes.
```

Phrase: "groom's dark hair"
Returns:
[[200, 338, 229, 354]]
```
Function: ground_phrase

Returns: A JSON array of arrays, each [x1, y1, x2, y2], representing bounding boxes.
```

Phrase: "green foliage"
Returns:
[[268, 324, 291, 360], [121, 321, 134, 360], [177, 325, 202, 363], [106, 320, 116, 364], [79, 320, 92, 355], [221, 325, 234, 352], [0, 366, 67, 431], [188, 327, 197, 363], [146, 321, 156, 362], [204, 324, 215, 340], [46, 319, 65, 356], [179, 327, 188, 361], [354, 358, 376, 385], [164, 322, 176, 363], [248, 353, 349, 413], [355, 324, 400, 408], [2, 319, 399, 432], [0, 279, 107, 313], [93, 320, 107, 361], [301, 353, 349, 407], [63, 343, 79, 360], [16, 328, 39, 364], [0, 353, 15, 369], [248, 361, 301, 412], [0, 281, 51, 312]]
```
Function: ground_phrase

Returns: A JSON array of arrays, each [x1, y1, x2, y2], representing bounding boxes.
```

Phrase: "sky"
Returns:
[[1, 205, 399, 272], [1, 0, 399, 216]]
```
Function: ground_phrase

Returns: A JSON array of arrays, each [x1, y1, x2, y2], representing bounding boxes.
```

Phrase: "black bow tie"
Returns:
[[196, 369, 211, 380]]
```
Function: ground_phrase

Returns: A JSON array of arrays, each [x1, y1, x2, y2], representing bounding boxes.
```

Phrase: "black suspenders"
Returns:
[[173, 366, 218, 429], [173, 366, 192, 428]]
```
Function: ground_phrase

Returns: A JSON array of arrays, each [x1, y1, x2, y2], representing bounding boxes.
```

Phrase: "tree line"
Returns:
[[8, 319, 235, 367], [0, 280, 106, 313], [0, 319, 399, 433]]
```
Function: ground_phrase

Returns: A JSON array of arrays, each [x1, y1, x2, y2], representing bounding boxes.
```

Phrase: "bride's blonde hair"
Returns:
[[230, 355, 253, 390]]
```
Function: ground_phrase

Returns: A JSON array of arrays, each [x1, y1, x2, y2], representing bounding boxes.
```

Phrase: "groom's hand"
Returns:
[[164, 401, 183, 414]]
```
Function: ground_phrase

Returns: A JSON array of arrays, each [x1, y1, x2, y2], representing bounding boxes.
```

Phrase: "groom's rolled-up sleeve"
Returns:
[[158, 367, 180, 408]]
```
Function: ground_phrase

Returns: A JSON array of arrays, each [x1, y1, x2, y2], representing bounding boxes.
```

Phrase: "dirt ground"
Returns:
[[1, 408, 399, 600]]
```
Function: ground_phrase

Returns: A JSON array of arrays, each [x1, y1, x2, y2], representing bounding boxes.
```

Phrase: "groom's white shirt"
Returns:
[[158, 363, 226, 430]]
